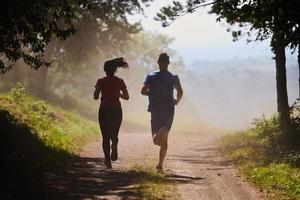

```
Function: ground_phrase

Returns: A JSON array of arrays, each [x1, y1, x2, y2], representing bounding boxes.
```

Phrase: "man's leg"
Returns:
[[157, 130, 169, 170], [152, 131, 160, 146], [155, 127, 168, 146]]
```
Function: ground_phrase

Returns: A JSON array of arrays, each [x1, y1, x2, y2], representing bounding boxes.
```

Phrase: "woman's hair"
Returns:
[[104, 57, 128, 76], [158, 53, 169, 63]]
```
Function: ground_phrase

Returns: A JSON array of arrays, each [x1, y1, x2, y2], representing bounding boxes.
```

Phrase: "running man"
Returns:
[[94, 57, 129, 169], [141, 53, 183, 172]]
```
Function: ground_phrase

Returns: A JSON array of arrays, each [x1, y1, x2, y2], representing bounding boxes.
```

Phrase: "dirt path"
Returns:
[[166, 135, 262, 200], [45, 132, 263, 200]]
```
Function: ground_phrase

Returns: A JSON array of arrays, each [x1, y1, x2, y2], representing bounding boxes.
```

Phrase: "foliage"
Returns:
[[0, 0, 76, 72], [240, 163, 300, 200], [0, 84, 99, 199], [0, 84, 99, 154], [219, 107, 300, 199], [291, 101, 300, 133], [0, 0, 153, 73], [156, 0, 300, 50]]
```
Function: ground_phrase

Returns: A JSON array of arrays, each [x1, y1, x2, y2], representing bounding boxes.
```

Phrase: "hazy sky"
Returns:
[[131, 1, 286, 65]]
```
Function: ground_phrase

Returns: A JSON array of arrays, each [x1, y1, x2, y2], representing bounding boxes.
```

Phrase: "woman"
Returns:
[[94, 57, 129, 169]]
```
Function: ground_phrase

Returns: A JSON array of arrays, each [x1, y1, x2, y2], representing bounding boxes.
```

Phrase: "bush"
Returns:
[[219, 103, 300, 200]]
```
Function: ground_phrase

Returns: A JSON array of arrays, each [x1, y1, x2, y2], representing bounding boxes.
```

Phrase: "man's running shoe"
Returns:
[[156, 165, 163, 173]]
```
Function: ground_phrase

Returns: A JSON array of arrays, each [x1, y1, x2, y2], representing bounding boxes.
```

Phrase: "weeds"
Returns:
[[219, 105, 300, 199], [0, 85, 99, 198], [129, 163, 177, 200]]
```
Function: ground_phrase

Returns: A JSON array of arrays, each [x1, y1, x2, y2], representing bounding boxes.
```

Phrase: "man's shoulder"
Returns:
[[165, 71, 179, 80], [147, 70, 160, 77]]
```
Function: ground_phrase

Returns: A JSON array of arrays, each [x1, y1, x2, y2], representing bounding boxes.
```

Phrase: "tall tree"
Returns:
[[0, 0, 77, 73], [156, 0, 300, 131]]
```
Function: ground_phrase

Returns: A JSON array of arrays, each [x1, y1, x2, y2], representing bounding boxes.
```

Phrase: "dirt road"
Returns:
[[45, 132, 263, 200]]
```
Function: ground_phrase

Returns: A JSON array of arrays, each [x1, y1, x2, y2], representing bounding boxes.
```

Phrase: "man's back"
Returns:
[[144, 70, 180, 112]]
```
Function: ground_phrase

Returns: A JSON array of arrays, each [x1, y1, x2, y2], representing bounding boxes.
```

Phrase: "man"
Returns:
[[141, 53, 183, 172]]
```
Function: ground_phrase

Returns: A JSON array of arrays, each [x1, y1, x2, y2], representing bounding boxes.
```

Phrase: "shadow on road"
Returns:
[[43, 155, 205, 200], [165, 174, 206, 184], [45, 156, 141, 200]]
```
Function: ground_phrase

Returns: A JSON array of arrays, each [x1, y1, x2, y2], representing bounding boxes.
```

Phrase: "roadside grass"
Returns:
[[129, 160, 178, 200], [0, 85, 99, 154], [218, 110, 300, 200], [0, 85, 99, 198]]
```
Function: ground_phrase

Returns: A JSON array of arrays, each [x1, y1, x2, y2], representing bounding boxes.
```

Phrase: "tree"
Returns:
[[0, 0, 153, 96], [44, 0, 153, 98], [0, 0, 77, 73], [156, 0, 300, 132], [0, 0, 153, 74]]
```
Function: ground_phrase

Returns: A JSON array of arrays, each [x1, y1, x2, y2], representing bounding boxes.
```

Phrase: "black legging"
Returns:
[[98, 106, 122, 161]]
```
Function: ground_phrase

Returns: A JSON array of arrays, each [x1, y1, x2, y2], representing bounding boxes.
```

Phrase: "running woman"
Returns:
[[94, 57, 129, 169], [141, 53, 183, 172]]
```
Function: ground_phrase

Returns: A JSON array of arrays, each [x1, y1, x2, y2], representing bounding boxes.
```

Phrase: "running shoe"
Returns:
[[104, 160, 112, 169], [111, 143, 118, 161], [156, 165, 163, 173]]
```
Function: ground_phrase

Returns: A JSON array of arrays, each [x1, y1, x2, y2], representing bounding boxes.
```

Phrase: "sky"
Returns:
[[130, 1, 276, 66]]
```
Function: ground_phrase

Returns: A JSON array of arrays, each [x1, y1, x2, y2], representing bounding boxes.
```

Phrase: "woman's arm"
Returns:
[[120, 87, 129, 100], [141, 85, 149, 96], [94, 87, 101, 100]]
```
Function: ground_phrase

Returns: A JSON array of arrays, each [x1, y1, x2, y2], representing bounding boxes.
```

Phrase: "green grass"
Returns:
[[219, 114, 300, 200], [0, 85, 99, 153], [0, 85, 100, 198], [129, 160, 177, 200]]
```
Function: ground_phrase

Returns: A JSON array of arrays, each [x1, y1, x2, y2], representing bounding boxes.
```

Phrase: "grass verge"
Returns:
[[128, 159, 177, 200], [218, 113, 300, 200], [0, 85, 99, 198]]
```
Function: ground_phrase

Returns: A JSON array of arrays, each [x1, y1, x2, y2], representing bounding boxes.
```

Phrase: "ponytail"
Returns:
[[104, 57, 128, 76]]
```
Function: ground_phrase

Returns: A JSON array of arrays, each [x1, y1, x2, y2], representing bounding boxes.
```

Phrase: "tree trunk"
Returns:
[[273, 40, 290, 131], [298, 44, 300, 99], [34, 40, 57, 98]]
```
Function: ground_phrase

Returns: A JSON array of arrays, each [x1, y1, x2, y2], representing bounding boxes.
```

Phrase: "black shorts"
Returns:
[[150, 108, 174, 135]]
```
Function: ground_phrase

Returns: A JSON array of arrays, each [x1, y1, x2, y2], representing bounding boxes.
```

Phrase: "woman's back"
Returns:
[[96, 76, 126, 107]]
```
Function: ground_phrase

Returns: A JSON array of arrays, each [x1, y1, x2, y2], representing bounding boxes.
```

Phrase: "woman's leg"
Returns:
[[99, 107, 111, 164], [110, 107, 122, 144], [110, 107, 122, 161]]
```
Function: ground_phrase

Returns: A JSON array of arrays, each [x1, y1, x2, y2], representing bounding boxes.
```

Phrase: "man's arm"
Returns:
[[141, 85, 149, 96], [174, 84, 183, 105]]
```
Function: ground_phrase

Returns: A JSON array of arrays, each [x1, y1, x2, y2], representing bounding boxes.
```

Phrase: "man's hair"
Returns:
[[104, 57, 128, 76], [158, 53, 169, 63]]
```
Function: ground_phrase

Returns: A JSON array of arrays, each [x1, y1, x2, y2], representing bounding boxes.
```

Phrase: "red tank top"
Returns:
[[95, 76, 127, 107]]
